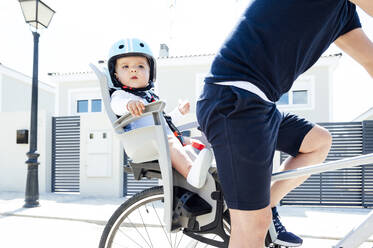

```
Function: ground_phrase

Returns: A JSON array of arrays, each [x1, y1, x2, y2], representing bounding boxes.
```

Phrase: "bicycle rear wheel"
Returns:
[[99, 186, 230, 248]]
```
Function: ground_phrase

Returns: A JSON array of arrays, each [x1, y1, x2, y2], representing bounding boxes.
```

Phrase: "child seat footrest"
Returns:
[[124, 160, 161, 180], [174, 187, 212, 218]]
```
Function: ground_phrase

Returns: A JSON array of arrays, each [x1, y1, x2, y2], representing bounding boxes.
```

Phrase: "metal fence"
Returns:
[[51, 116, 80, 192], [51, 116, 373, 204], [280, 121, 373, 207]]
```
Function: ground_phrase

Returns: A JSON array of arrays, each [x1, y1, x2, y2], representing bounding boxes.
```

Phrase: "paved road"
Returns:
[[0, 215, 104, 248], [301, 237, 373, 248], [1, 215, 373, 248]]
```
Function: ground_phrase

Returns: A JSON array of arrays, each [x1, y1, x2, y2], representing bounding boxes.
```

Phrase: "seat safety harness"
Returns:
[[120, 85, 204, 150]]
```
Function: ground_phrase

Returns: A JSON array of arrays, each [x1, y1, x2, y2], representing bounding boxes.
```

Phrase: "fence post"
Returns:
[[362, 120, 373, 207], [51, 117, 56, 192], [123, 151, 128, 197]]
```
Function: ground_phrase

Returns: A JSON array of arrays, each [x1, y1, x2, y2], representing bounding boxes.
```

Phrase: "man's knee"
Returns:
[[300, 125, 332, 154], [230, 206, 272, 233], [317, 126, 332, 152]]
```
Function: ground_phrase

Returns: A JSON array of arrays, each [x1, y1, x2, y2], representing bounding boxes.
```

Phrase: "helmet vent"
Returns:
[[118, 45, 124, 49], [139, 43, 145, 47]]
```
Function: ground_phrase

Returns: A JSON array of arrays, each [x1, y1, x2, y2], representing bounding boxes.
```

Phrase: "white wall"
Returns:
[[0, 65, 56, 115], [50, 73, 99, 116], [0, 110, 52, 193], [79, 113, 124, 197]]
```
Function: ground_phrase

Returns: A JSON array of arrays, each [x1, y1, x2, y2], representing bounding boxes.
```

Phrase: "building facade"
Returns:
[[1, 52, 344, 197], [0, 63, 55, 193]]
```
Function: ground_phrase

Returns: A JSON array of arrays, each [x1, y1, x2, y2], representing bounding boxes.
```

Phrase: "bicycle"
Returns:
[[90, 63, 373, 248]]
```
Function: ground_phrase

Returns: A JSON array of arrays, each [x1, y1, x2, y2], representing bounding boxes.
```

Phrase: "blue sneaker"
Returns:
[[267, 207, 303, 247]]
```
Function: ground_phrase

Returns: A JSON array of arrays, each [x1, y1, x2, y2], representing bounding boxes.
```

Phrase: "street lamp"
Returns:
[[19, 0, 55, 208]]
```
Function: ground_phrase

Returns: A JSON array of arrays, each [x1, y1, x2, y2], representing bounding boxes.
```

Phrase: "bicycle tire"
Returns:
[[99, 186, 230, 248]]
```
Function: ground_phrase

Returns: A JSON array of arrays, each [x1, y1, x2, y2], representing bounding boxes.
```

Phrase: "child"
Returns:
[[108, 38, 210, 189]]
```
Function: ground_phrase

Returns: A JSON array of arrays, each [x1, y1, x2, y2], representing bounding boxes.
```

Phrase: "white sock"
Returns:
[[186, 149, 212, 189]]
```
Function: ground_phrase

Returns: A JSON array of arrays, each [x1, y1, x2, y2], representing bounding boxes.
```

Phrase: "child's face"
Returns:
[[115, 56, 150, 88]]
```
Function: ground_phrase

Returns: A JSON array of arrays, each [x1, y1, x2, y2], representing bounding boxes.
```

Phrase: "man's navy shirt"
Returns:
[[205, 0, 361, 102]]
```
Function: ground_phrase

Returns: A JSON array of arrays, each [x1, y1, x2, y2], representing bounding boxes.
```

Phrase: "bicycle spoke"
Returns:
[[152, 202, 173, 247], [116, 228, 144, 248], [176, 232, 184, 248], [192, 239, 199, 248], [173, 231, 178, 248], [138, 206, 154, 248], [127, 216, 152, 248]]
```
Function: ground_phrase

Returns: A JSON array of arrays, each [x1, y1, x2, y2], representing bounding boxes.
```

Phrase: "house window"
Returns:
[[76, 99, 102, 114], [276, 90, 309, 105], [77, 100, 89, 113], [276, 76, 314, 110], [91, 99, 102, 112], [69, 88, 102, 115], [277, 93, 289, 105], [293, 90, 308, 104]]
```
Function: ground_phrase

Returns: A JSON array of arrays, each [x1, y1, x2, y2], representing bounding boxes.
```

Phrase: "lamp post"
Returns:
[[19, 0, 55, 208]]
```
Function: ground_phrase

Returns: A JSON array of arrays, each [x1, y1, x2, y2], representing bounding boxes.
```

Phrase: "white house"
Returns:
[[0, 63, 55, 193], [0, 63, 55, 113], [0, 50, 342, 197]]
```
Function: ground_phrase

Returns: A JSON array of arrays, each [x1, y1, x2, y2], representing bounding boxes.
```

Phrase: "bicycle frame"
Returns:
[[272, 153, 373, 182], [271, 153, 373, 248]]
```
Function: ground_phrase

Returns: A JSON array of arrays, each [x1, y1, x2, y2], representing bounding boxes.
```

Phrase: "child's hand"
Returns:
[[127, 100, 145, 117], [178, 100, 190, 115]]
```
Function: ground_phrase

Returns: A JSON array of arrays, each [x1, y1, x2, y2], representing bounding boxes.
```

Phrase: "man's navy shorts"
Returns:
[[196, 83, 314, 210]]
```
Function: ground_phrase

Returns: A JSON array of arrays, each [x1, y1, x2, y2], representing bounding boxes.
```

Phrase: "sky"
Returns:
[[0, 0, 246, 75], [1, 0, 373, 121]]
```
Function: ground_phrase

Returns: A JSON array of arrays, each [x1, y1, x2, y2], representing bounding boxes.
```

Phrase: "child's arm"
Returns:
[[178, 100, 190, 115], [110, 90, 145, 116], [168, 100, 190, 125]]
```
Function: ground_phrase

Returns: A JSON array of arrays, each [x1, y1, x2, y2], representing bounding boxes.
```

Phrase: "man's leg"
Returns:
[[268, 125, 332, 246], [197, 84, 282, 247], [270, 125, 332, 206], [229, 206, 272, 248]]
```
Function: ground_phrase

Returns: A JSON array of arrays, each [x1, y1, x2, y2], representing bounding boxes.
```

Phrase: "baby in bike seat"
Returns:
[[107, 38, 212, 189]]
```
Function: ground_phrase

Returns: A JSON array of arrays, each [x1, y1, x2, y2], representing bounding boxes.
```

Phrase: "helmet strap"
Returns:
[[121, 81, 154, 92]]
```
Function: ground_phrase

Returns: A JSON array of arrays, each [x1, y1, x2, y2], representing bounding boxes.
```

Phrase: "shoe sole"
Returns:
[[272, 239, 303, 247]]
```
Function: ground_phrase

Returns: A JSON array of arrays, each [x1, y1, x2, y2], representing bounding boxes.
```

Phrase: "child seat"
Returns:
[[89, 63, 219, 233]]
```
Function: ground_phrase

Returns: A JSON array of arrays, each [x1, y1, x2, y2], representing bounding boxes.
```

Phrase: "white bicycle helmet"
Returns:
[[108, 38, 156, 88]]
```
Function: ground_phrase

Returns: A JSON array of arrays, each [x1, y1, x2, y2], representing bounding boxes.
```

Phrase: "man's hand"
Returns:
[[178, 100, 190, 115], [127, 100, 145, 117]]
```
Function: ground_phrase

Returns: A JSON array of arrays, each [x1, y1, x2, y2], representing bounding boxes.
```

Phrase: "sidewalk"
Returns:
[[0, 191, 126, 225], [1, 191, 373, 246]]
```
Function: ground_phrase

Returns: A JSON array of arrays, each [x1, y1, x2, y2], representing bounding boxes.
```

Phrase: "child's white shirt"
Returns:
[[110, 90, 184, 131]]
